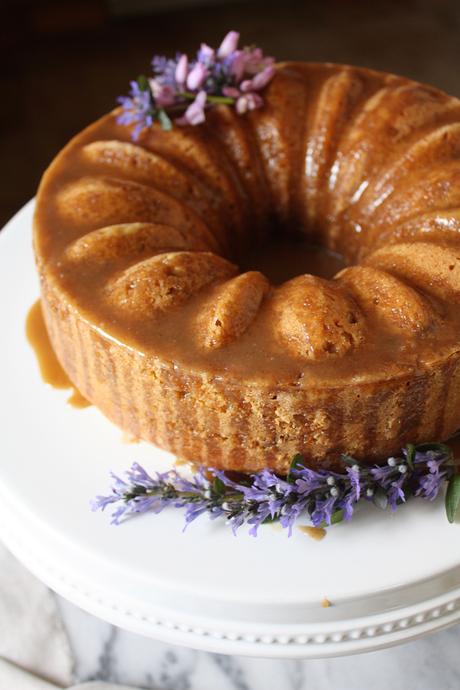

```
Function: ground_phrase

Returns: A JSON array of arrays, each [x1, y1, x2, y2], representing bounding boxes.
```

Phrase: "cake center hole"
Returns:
[[240, 236, 347, 284]]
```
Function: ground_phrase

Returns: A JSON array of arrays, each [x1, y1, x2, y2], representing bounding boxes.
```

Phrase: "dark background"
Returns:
[[2, 0, 460, 228]]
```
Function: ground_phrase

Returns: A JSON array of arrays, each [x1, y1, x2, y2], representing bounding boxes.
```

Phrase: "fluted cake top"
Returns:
[[34, 62, 460, 387]]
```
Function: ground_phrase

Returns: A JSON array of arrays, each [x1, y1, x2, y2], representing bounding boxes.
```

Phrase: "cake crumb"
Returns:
[[321, 597, 332, 608], [298, 525, 327, 541]]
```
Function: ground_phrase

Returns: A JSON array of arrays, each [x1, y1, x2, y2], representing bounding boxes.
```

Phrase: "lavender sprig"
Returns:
[[117, 30, 275, 139], [91, 443, 460, 535]]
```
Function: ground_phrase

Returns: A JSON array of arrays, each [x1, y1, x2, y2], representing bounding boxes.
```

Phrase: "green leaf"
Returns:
[[319, 509, 344, 528], [262, 514, 279, 524], [415, 441, 452, 455], [158, 108, 173, 131], [287, 453, 305, 483], [445, 474, 460, 523], [212, 476, 226, 496], [136, 74, 149, 91], [405, 443, 415, 470]]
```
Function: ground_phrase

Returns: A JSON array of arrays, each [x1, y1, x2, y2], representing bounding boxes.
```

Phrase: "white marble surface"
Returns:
[[55, 592, 460, 690]]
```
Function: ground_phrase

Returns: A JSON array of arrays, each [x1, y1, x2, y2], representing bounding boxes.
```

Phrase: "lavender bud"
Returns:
[[175, 54, 188, 85], [251, 65, 276, 90], [235, 92, 263, 114], [186, 63, 208, 91], [178, 90, 207, 126], [217, 30, 240, 58]]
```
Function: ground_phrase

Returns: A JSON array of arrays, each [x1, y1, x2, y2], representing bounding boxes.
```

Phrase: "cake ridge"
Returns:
[[141, 118, 251, 257], [82, 139, 233, 247], [33, 61, 460, 472], [56, 175, 220, 252]]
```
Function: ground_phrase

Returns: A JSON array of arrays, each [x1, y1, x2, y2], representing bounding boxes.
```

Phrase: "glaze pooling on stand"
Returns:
[[34, 62, 460, 472], [26, 301, 91, 409]]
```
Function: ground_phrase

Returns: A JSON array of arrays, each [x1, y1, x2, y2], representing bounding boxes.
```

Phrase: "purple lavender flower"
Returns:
[[294, 468, 329, 494], [415, 455, 448, 500], [183, 502, 210, 528], [152, 55, 178, 86], [310, 494, 339, 527], [117, 31, 276, 137], [117, 80, 154, 141], [92, 442, 456, 535], [369, 457, 398, 485], [197, 43, 215, 66], [347, 465, 361, 501], [279, 498, 310, 536], [125, 462, 157, 488], [90, 493, 119, 512], [388, 478, 406, 512]]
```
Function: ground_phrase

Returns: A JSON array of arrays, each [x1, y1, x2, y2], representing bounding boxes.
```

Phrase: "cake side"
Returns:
[[38, 265, 460, 472]]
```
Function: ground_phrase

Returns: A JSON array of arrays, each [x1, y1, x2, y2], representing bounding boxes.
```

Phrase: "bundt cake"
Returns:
[[33, 62, 460, 474]]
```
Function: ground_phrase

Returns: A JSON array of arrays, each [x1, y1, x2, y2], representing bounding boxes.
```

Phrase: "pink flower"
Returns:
[[243, 48, 275, 76], [236, 92, 263, 114], [240, 65, 275, 93], [119, 32, 277, 138], [222, 86, 241, 99], [217, 30, 240, 59], [178, 90, 207, 125], [228, 50, 247, 82], [149, 79, 176, 107], [186, 62, 209, 91], [175, 54, 188, 85]]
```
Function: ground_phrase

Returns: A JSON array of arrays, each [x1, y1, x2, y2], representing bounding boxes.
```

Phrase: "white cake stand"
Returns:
[[1, 200, 460, 659]]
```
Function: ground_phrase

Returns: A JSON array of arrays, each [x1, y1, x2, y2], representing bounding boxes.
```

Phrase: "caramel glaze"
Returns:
[[26, 300, 91, 408], [298, 525, 327, 541], [33, 73, 460, 389], [32, 61, 460, 470]]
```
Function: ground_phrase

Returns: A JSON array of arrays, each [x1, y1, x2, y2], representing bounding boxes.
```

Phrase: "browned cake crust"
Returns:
[[34, 62, 460, 473]]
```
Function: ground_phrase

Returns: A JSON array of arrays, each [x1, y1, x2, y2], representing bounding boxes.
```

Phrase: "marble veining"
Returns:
[[56, 595, 460, 690], [2, 536, 460, 690]]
